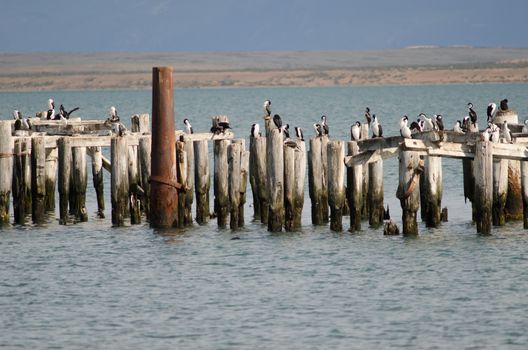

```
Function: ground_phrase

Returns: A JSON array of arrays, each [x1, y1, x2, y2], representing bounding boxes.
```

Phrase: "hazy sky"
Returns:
[[2, 0, 528, 52]]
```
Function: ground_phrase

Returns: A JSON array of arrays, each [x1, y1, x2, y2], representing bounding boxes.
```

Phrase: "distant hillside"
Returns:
[[1, 47, 528, 91]]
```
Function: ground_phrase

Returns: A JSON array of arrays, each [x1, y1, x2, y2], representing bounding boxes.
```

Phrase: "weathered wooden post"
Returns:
[[347, 141, 362, 232], [12, 139, 29, 224], [111, 136, 129, 226], [176, 141, 187, 228], [72, 146, 88, 222], [521, 160, 528, 229], [368, 158, 383, 227], [131, 113, 150, 134], [194, 139, 210, 224], [473, 140, 493, 234], [495, 107, 522, 221], [327, 140, 345, 232], [267, 128, 284, 232], [421, 155, 443, 227], [397, 150, 422, 236], [253, 136, 268, 223], [183, 137, 194, 225], [228, 142, 241, 229], [320, 135, 329, 223], [492, 158, 508, 226], [58, 137, 71, 225], [138, 136, 151, 219], [31, 136, 46, 224], [239, 141, 249, 228], [90, 146, 105, 218], [214, 139, 230, 227], [361, 123, 370, 219], [128, 143, 141, 224], [249, 135, 261, 219], [44, 147, 58, 211], [0, 121, 13, 224], [293, 139, 306, 229], [150, 66, 178, 228], [284, 144, 295, 231], [308, 137, 325, 225]]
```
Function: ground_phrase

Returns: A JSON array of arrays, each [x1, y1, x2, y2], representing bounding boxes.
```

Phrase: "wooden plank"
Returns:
[[344, 147, 399, 166], [13, 134, 142, 149], [357, 135, 403, 153], [177, 130, 234, 142]]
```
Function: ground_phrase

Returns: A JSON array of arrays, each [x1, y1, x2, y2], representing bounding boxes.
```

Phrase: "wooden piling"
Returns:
[[131, 113, 150, 134], [293, 139, 306, 229], [347, 141, 362, 232], [361, 123, 370, 220], [492, 158, 508, 226], [249, 136, 261, 219], [473, 140, 493, 235], [138, 136, 151, 219], [228, 142, 241, 229], [128, 144, 141, 224], [58, 137, 71, 225], [421, 155, 443, 227], [521, 160, 528, 229], [327, 140, 345, 232], [267, 128, 284, 232], [111, 136, 129, 226], [150, 66, 178, 228], [0, 121, 13, 224], [194, 139, 210, 224], [176, 141, 187, 228], [368, 159, 384, 227], [90, 147, 105, 218], [44, 147, 57, 211], [320, 135, 329, 223], [214, 139, 230, 227], [12, 139, 29, 224], [31, 136, 46, 224], [397, 150, 422, 236], [183, 137, 194, 225], [239, 141, 249, 228], [253, 136, 268, 224], [308, 137, 327, 225], [284, 144, 295, 231], [72, 146, 88, 222]]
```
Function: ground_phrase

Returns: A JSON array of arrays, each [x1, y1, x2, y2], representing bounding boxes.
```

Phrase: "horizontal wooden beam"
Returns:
[[176, 130, 234, 141], [344, 147, 399, 167], [357, 136, 403, 153]]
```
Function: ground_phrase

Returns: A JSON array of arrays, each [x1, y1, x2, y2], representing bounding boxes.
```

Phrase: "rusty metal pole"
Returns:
[[150, 66, 179, 228]]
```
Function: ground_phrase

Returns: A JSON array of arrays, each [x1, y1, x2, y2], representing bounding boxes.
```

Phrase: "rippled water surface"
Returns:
[[1, 84, 528, 349]]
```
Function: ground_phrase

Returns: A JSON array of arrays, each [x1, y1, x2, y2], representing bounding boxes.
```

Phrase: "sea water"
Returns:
[[1, 84, 528, 349]]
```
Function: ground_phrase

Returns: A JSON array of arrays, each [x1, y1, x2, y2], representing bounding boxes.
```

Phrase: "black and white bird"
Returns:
[[468, 102, 478, 126], [263, 100, 271, 117], [351, 121, 361, 141], [218, 117, 231, 131], [320, 115, 329, 135], [503, 120, 513, 144], [59, 104, 79, 120], [371, 114, 382, 138], [281, 124, 290, 138], [487, 102, 497, 123], [211, 116, 222, 134], [13, 110, 22, 120], [418, 113, 434, 131], [183, 118, 194, 134], [500, 98, 509, 111], [109, 106, 120, 122], [522, 120, 528, 134], [13, 110, 31, 131], [400, 116, 412, 138], [273, 114, 282, 131], [410, 121, 422, 133], [434, 114, 444, 131], [46, 98, 55, 120], [364, 107, 372, 125], [313, 123, 325, 137], [251, 123, 260, 138], [462, 116, 471, 132], [454, 120, 465, 134], [295, 126, 304, 141]]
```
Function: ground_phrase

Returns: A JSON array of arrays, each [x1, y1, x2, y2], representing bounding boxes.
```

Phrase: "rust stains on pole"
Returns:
[[150, 66, 179, 228]]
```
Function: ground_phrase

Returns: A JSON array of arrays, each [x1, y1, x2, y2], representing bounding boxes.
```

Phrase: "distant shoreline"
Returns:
[[1, 48, 528, 92]]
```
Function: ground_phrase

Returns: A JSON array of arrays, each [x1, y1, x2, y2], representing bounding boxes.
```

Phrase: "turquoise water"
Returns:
[[1, 84, 528, 349]]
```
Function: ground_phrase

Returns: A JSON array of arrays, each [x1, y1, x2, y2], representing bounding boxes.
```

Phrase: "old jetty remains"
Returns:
[[1, 67, 527, 236]]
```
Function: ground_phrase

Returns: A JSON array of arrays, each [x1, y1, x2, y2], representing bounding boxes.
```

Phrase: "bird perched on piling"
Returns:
[[108, 106, 120, 122], [313, 123, 324, 137], [364, 107, 372, 125], [273, 114, 283, 131], [281, 124, 290, 138], [453, 120, 465, 134], [487, 102, 497, 123], [251, 123, 260, 138], [295, 126, 304, 141], [263, 99, 271, 117], [46, 98, 55, 120], [461, 116, 471, 133], [468, 102, 478, 127], [351, 121, 361, 141], [434, 114, 444, 131], [183, 118, 194, 134], [503, 120, 513, 143], [418, 113, 434, 131], [320, 115, 329, 136], [371, 114, 382, 138], [400, 116, 412, 139], [59, 104, 79, 120], [500, 98, 509, 111], [13, 110, 31, 131]]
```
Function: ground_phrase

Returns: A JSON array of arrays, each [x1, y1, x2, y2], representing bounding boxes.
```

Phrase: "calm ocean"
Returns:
[[1, 84, 528, 349]]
